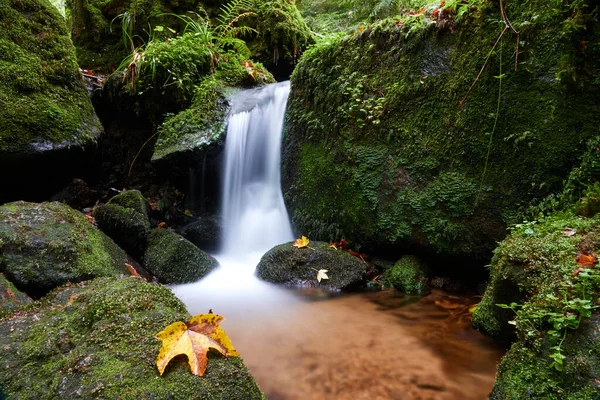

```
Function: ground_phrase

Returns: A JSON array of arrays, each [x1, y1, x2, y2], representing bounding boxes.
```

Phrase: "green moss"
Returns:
[[0, 273, 32, 318], [0, 201, 128, 297], [0, 277, 265, 399], [107, 189, 151, 219], [93, 204, 150, 257], [246, 0, 314, 64], [143, 228, 218, 283], [283, 0, 600, 258], [0, 0, 101, 154], [383, 255, 430, 295]]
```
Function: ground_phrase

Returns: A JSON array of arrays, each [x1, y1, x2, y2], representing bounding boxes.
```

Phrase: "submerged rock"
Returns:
[[93, 190, 152, 257], [0, 276, 265, 399], [383, 255, 430, 295], [282, 1, 600, 261], [143, 229, 218, 284], [0, 273, 32, 318], [0, 0, 102, 203], [0, 201, 129, 297], [256, 241, 369, 289]]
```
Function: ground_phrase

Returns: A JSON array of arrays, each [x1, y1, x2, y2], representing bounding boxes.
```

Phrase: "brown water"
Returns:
[[226, 289, 504, 400]]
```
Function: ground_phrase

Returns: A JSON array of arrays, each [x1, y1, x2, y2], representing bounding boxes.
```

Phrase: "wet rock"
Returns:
[[178, 216, 222, 253], [256, 241, 369, 289], [143, 229, 218, 284], [0, 0, 102, 203], [0, 277, 264, 399], [93, 190, 152, 257], [0, 273, 32, 318], [0, 201, 129, 297], [383, 255, 430, 295], [50, 179, 99, 210]]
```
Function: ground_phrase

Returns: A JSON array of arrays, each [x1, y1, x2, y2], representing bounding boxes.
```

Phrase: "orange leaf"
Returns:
[[293, 236, 310, 249], [435, 300, 461, 309], [125, 263, 141, 278], [576, 253, 597, 267], [156, 313, 238, 377]]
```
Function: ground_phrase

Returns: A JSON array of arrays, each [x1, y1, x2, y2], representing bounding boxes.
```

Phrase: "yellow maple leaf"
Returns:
[[293, 236, 310, 248], [156, 313, 239, 376]]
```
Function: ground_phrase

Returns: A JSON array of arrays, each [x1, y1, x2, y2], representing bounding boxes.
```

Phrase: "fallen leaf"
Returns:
[[468, 304, 478, 314], [158, 222, 168, 229], [293, 236, 310, 249], [435, 299, 461, 309], [562, 228, 577, 237], [156, 313, 238, 376], [316, 269, 329, 283], [125, 263, 140, 278], [576, 253, 597, 268], [184, 210, 193, 217]]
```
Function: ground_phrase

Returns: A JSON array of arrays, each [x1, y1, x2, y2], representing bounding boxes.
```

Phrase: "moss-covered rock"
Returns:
[[474, 206, 600, 396], [144, 228, 218, 283], [256, 241, 368, 289], [93, 190, 152, 258], [0, 0, 103, 202], [0, 276, 265, 399], [0, 201, 129, 297], [383, 255, 430, 295], [491, 315, 600, 399], [472, 213, 597, 340], [0, 273, 32, 318], [244, 0, 315, 80], [282, 1, 600, 261]]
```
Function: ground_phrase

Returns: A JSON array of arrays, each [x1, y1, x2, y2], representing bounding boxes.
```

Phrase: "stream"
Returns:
[[171, 81, 503, 399]]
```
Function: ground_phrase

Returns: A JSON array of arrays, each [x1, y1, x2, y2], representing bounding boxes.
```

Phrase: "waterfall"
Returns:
[[171, 81, 298, 317], [220, 81, 294, 258]]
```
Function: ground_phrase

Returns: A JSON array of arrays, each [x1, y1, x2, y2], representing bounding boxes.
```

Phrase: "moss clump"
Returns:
[[107, 189, 151, 219], [245, 0, 314, 67], [0, 0, 101, 154], [93, 204, 150, 258], [256, 241, 368, 289], [0, 273, 32, 318], [143, 228, 218, 283], [283, 1, 600, 260], [0, 276, 265, 399], [383, 255, 430, 295], [0, 201, 128, 297]]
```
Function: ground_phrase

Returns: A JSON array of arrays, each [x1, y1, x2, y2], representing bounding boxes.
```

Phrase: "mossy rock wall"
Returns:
[[0, 201, 129, 297], [0, 277, 265, 399], [282, 1, 600, 261], [0, 0, 103, 202]]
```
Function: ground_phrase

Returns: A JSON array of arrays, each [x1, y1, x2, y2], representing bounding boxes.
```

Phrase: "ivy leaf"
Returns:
[[293, 236, 310, 249], [316, 269, 329, 283], [156, 313, 239, 376]]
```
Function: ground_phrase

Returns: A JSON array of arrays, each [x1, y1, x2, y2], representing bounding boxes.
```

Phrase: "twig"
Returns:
[[128, 132, 158, 177], [459, 25, 508, 109], [459, 0, 520, 109]]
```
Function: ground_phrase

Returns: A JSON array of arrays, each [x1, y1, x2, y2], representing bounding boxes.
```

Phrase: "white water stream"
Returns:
[[171, 81, 299, 318]]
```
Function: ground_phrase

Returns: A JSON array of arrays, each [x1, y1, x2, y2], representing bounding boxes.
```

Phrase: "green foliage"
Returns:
[[383, 255, 430, 295]]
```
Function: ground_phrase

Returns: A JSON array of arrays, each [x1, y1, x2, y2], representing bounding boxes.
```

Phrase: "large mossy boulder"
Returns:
[[0, 276, 265, 399], [383, 255, 430, 295], [178, 216, 222, 253], [0, 201, 129, 297], [474, 209, 600, 397], [282, 1, 600, 261], [256, 241, 369, 289], [0, 0, 103, 203], [0, 273, 32, 318], [144, 228, 218, 284], [93, 190, 151, 257]]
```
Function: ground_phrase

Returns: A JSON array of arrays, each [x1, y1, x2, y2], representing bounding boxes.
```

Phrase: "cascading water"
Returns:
[[171, 81, 299, 317], [220, 81, 294, 257]]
